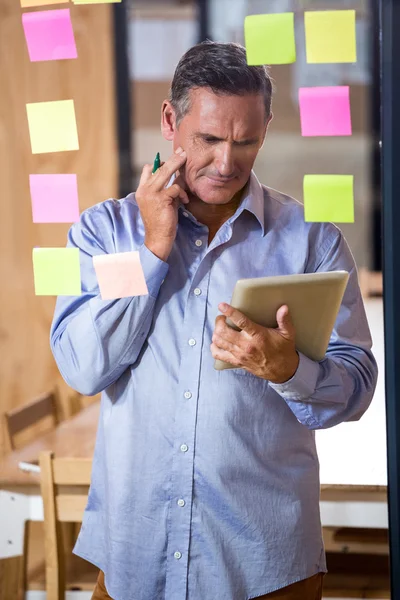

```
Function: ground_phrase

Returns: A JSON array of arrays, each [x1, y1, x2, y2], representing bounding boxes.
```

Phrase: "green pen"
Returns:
[[152, 151, 161, 174]]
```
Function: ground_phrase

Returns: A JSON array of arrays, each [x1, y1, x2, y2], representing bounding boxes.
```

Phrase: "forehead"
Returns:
[[183, 87, 266, 135]]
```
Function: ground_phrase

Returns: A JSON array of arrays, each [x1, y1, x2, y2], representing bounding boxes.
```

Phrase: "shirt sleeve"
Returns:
[[50, 204, 169, 396], [268, 227, 378, 430]]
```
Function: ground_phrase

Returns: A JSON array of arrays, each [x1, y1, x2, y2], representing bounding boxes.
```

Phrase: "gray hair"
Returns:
[[169, 40, 274, 126]]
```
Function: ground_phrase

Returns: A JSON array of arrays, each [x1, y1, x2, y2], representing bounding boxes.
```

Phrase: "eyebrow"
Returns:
[[194, 132, 260, 146]]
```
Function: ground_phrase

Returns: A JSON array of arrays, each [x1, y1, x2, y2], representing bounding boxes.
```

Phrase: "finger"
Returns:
[[211, 333, 240, 355], [139, 164, 153, 186], [218, 303, 258, 336], [164, 184, 189, 205], [214, 316, 242, 344], [276, 305, 295, 340], [152, 148, 187, 189], [210, 342, 241, 368]]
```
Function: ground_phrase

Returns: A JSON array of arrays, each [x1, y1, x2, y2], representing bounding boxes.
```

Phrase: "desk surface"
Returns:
[[0, 401, 100, 487]]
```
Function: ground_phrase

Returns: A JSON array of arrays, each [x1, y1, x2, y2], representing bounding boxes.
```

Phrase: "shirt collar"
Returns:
[[173, 170, 265, 236], [235, 171, 265, 236]]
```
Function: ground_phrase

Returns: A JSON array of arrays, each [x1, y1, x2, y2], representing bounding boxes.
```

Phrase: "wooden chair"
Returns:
[[3, 391, 59, 599], [39, 451, 92, 600], [5, 390, 58, 451]]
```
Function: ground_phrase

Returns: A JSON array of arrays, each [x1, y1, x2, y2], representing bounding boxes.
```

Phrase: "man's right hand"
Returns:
[[136, 147, 188, 262]]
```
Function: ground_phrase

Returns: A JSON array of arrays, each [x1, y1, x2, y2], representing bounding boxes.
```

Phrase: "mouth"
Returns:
[[206, 176, 236, 185]]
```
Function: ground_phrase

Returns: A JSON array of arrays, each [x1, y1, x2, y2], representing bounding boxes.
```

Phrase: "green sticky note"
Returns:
[[303, 175, 354, 223], [33, 247, 81, 295], [304, 10, 356, 64], [244, 13, 296, 65]]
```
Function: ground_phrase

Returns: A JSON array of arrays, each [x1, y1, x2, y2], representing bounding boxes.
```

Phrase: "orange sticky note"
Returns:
[[93, 252, 148, 300], [72, 0, 121, 3], [21, 0, 68, 7]]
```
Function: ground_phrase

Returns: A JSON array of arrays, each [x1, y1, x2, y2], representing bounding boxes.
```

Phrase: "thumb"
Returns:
[[276, 305, 295, 340]]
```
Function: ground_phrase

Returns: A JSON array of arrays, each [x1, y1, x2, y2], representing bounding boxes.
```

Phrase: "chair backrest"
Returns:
[[39, 451, 92, 600], [5, 391, 58, 450]]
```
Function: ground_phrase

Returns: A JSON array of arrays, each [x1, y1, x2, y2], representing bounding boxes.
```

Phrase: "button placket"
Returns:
[[164, 265, 212, 600]]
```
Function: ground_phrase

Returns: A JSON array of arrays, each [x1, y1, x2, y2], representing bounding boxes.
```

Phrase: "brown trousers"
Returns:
[[91, 570, 324, 600]]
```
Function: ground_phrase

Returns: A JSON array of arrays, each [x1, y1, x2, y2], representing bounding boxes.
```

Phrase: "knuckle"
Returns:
[[244, 342, 254, 354], [237, 317, 247, 329], [215, 322, 224, 335]]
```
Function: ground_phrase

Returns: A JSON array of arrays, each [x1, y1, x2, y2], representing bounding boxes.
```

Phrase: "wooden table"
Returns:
[[0, 401, 100, 561], [0, 401, 100, 600], [0, 401, 99, 489]]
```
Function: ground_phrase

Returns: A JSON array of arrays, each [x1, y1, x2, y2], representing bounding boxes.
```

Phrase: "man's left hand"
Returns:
[[211, 303, 300, 384]]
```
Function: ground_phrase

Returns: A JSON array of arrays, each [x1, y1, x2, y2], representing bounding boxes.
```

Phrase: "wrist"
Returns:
[[144, 239, 171, 262], [270, 352, 300, 384]]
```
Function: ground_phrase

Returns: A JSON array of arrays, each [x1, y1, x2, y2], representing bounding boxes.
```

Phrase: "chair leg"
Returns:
[[0, 556, 24, 600], [19, 520, 29, 600]]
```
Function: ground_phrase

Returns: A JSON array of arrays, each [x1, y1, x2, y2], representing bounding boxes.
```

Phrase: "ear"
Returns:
[[260, 112, 273, 150], [161, 100, 177, 142]]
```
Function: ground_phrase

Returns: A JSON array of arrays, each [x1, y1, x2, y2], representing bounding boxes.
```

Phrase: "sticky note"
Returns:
[[304, 10, 356, 63], [299, 86, 352, 137], [33, 248, 81, 296], [303, 175, 354, 223], [93, 252, 148, 300], [244, 13, 296, 65], [26, 100, 79, 154], [72, 0, 121, 3], [22, 9, 77, 62], [30, 174, 80, 223], [21, 0, 68, 7]]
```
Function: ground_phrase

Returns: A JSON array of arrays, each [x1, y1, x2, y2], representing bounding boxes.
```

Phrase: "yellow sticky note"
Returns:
[[303, 175, 354, 223], [33, 248, 81, 296], [244, 13, 296, 65], [21, 0, 68, 6], [72, 0, 121, 3], [304, 10, 356, 63], [26, 100, 79, 154]]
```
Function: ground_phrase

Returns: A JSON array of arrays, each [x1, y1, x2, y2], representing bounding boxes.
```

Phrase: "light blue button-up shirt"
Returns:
[[51, 172, 377, 600]]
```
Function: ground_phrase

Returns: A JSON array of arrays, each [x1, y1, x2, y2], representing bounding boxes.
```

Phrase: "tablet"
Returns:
[[214, 270, 349, 371]]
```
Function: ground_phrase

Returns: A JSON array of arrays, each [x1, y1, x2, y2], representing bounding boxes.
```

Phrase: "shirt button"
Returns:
[[180, 444, 188, 452], [188, 338, 196, 346], [177, 499, 185, 507], [182, 211, 189, 217], [184, 391, 192, 399], [193, 288, 202, 296], [174, 551, 182, 560], [195, 239, 203, 247]]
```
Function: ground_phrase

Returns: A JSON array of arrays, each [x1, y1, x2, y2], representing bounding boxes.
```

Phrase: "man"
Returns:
[[51, 41, 378, 600]]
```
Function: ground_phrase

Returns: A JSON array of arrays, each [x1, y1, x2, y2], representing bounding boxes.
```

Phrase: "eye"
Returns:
[[236, 140, 257, 147]]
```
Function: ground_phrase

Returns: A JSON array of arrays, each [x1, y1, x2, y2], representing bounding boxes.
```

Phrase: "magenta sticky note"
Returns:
[[93, 252, 149, 300], [22, 8, 77, 62], [299, 86, 352, 137], [29, 174, 80, 223]]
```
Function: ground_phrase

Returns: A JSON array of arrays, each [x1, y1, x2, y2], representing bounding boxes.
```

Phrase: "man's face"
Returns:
[[164, 88, 270, 205]]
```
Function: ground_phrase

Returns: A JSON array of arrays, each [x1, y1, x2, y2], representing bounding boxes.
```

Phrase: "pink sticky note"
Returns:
[[22, 9, 77, 62], [299, 86, 352, 137], [93, 252, 149, 300], [30, 174, 80, 223]]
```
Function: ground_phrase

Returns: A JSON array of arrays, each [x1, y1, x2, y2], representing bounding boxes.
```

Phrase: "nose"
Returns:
[[214, 143, 235, 177]]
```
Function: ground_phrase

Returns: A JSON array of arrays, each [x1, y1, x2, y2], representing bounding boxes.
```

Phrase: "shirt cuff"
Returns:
[[268, 351, 320, 401], [139, 244, 169, 299]]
